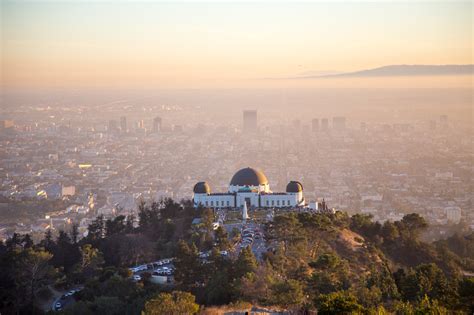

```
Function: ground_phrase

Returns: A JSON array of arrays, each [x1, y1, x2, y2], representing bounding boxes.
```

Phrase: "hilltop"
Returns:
[[0, 200, 473, 314]]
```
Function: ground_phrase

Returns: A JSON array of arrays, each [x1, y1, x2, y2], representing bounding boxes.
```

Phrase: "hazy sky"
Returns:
[[1, 1, 472, 88]]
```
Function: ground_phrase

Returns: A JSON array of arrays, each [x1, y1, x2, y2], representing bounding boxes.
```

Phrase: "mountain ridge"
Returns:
[[297, 64, 473, 79]]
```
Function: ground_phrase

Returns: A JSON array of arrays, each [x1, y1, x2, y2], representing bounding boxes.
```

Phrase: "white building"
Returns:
[[193, 167, 305, 209], [445, 206, 462, 224]]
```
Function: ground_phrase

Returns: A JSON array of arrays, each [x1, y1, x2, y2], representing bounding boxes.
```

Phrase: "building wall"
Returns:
[[194, 194, 235, 208], [193, 190, 304, 208]]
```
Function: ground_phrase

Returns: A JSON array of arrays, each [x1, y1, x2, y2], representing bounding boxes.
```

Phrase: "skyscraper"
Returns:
[[120, 116, 127, 133], [321, 118, 329, 131], [108, 120, 118, 133], [243, 110, 257, 133], [333, 116, 346, 130], [311, 119, 319, 132], [153, 116, 162, 133]]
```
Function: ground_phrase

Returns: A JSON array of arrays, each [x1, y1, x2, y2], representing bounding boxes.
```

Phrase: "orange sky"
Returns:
[[1, 2, 472, 89]]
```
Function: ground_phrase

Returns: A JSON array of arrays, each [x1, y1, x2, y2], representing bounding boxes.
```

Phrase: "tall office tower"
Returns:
[[243, 110, 257, 133], [153, 116, 162, 133], [321, 118, 329, 131], [120, 116, 127, 133], [108, 120, 118, 133], [311, 119, 319, 132], [138, 120, 145, 129], [333, 116, 346, 130]]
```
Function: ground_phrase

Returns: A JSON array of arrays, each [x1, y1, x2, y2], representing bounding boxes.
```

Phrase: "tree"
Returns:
[[399, 213, 428, 240], [75, 244, 104, 278], [234, 246, 257, 279], [87, 215, 106, 242], [143, 291, 199, 315], [270, 279, 305, 309], [105, 215, 127, 237], [266, 213, 304, 253], [214, 226, 231, 251], [22, 234, 34, 249], [161, 198, 183, 219], [414, 295, 448, 315], [458, 277, 474, 313], [316, 291, 364, 314], [71, 223, 79, 244], [309, 253, 340, 270], [40, 229, 56, 253], [52, 230, 81, 273], [18, 248, 55, 304], [174, 240, 202, 288], [381, 221, 400, 243], [398, 264, 455, 304]]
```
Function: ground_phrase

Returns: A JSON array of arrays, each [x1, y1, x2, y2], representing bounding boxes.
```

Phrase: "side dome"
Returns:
[[193, 182, 211, 194], [286, 181, 303, 193], [230, 167, 268, 186]]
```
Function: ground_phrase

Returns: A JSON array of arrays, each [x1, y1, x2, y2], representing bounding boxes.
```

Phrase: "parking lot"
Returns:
[[129, 258, 175, 282]]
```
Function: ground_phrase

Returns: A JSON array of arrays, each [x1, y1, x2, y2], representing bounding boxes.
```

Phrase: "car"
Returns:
[[55, 302, 62, 309], [133, 275, 142, 281]]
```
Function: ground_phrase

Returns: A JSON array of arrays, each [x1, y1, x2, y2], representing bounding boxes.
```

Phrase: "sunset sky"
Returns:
[[1, 1, 472, 88]]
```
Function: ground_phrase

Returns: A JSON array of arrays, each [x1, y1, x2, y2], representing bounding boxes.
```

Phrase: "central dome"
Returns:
[[230, 167, 268, 186]]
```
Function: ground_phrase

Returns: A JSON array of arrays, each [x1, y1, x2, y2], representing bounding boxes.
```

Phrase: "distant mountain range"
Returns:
[[296, 64, 473, 79]]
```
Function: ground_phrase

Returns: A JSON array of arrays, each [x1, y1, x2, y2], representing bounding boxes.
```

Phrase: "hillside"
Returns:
[[0, 200, 473, 314]]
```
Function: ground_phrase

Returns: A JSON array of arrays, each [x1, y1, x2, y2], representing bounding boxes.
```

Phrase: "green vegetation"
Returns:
[[0, 199, 473, 314]]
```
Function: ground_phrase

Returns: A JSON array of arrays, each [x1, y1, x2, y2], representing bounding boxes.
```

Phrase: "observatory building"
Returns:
[[193, 167, 305, 209]]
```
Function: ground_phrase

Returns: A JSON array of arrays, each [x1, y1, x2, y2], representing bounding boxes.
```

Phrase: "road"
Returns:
[[51, 287, 83, 312]]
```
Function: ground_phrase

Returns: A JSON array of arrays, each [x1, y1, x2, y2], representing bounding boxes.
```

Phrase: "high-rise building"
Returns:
[[333, 116, 346, 130], [153, 116, 162, 133], [243, 110, 257, 133], [108, 120, 118, 133], [120, 116, 127, 133], [311, 119, 319, 132], [321, 118, 329, 131]]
